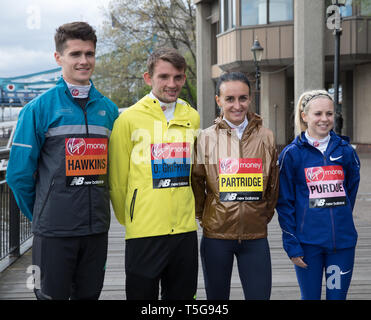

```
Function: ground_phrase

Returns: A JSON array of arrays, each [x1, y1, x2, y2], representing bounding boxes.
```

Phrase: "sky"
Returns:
[[0, 0, 110, 78]]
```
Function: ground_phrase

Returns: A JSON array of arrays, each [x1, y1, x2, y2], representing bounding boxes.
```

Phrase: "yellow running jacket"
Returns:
[[109, 95, 200, 239]]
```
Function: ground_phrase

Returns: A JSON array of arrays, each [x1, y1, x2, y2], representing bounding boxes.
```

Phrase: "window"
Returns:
[[241, 0, 267, 26], [220, 0, 236, 32], [241, 0, 293, 26], [269, 0, 293, 22], [341, 0, 353, 17], [360, 0, 371, 16]]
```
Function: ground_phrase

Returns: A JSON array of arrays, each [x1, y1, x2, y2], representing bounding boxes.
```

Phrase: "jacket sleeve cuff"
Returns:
[[287, 247, 304, 259]]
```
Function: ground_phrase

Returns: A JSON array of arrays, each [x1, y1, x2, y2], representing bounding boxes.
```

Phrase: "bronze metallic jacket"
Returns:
[[191, 112, 279, 240]]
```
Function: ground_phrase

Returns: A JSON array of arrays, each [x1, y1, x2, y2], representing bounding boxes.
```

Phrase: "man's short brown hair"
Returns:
[[147, 48, 187, 76], [55, 21, 97, 53]]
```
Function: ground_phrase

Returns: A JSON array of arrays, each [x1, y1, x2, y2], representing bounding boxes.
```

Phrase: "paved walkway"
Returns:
[[1, 154, 370, 300]]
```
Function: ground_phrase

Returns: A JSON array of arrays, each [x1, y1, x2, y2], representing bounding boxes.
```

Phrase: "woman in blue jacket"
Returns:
[[276, 89, 360, 300]]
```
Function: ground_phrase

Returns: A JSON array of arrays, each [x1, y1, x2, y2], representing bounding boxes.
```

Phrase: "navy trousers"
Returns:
[[201, 236, 272, 300], [294, 244, 355, 300]]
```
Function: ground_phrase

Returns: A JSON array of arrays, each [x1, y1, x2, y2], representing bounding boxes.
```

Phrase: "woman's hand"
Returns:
[[291, 256, 308, 269]]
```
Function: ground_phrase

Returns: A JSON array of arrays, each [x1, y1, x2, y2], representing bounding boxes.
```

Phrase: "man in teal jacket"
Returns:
[[6, 22, 118, 300]]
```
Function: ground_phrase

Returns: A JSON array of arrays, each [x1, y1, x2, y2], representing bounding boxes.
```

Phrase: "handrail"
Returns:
[[0, 149, 32, 272]]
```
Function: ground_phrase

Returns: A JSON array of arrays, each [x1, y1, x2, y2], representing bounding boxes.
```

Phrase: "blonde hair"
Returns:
[[294, 90, 334, 136]]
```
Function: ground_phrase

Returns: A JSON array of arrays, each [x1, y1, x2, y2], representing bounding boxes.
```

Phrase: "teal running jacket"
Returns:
[[6, 78, 118, 237]]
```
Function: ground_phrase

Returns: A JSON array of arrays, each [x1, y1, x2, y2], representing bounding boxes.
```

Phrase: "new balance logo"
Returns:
[[157, 179, 171, 188], [70, 177, 85, 186], [224, 193, 237, 201], [314, 199, 326, 207]]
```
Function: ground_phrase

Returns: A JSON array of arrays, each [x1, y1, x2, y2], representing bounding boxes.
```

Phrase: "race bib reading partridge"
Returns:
[[219, 158, 263, 202], [305, 165, 346, 208], [65, 138, 107, 186]]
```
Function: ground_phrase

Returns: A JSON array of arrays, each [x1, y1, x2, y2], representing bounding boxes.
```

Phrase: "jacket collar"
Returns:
[[139, 95, 191, 121], [295, 130, 350, 153], [57, 77, 103, 101], [215, 111, 262, 137]]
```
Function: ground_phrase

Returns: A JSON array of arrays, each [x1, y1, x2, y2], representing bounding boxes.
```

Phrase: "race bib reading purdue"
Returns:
[[219, 158, 263, 202], [151, 142, 191, 189], [305, 165, 346, 208], [65, 138, 107, 186]]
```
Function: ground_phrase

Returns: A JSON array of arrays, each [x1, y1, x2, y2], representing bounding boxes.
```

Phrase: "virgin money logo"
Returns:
[[151, 144, 171, 160], [66, 138, 86, 156], [71, 89, 79, 97], [220, 158, 239, 174], [306, 167, 325, 182]]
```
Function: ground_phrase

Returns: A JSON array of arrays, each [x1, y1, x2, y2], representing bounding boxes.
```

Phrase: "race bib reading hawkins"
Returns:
[[65, 138, 107, 186]]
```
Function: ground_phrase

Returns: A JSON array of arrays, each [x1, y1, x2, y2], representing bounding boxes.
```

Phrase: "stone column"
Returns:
[[294, 0, 325, 105], [196, 1, 215, 128], [260, 70, 287, 146], [353, 63, 371, 144]]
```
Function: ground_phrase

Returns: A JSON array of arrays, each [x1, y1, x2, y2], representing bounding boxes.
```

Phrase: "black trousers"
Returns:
[[125, 231, 198, 300], [32, 232, 108, 300]]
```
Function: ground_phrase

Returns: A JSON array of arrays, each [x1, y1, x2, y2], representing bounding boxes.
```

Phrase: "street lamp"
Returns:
[[251, 38, 264, 115], [328, 0, 346, 134]]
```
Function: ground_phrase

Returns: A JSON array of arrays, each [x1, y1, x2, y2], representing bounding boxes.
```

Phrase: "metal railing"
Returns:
[[0, 148, 32, 269]]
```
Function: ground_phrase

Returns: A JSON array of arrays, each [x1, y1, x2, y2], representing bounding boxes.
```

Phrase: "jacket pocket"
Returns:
[[38, 178, 55, 219], [129, 189, 138, 222]]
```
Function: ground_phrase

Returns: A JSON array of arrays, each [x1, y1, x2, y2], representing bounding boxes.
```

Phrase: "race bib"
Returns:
[[65, 138, 107, 186], [305, 165, 346, 208], [219, 158, 263, 202], [151, 142, 191, 189]]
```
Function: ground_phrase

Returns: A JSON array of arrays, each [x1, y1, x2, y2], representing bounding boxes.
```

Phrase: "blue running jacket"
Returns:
[[276, 131, 360, 258]]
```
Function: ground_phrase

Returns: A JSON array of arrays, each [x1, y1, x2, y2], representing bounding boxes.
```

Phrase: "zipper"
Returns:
[[129, 189, 138, 222], [83, 108, 89, 135], [80, 102, 92, 230], [330, 207, 337, 252], [299, 142, 334, 239], [236, 127, 254, 244], [238, 136, 244, 244], [324, 144, 337, 252], [300, 207, 307, 233], [301, 139, 337, 251], [38, 179, 55, 218]]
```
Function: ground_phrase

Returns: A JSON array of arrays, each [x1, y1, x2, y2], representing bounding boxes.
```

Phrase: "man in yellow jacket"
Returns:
[[109, 48, 200, 300]]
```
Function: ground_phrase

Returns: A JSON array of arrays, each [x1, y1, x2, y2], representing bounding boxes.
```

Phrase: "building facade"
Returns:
[[195, 0, 371, 148]]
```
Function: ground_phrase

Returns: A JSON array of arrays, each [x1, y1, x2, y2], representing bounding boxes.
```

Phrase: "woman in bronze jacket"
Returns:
[[192, 72, 279, 300]]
